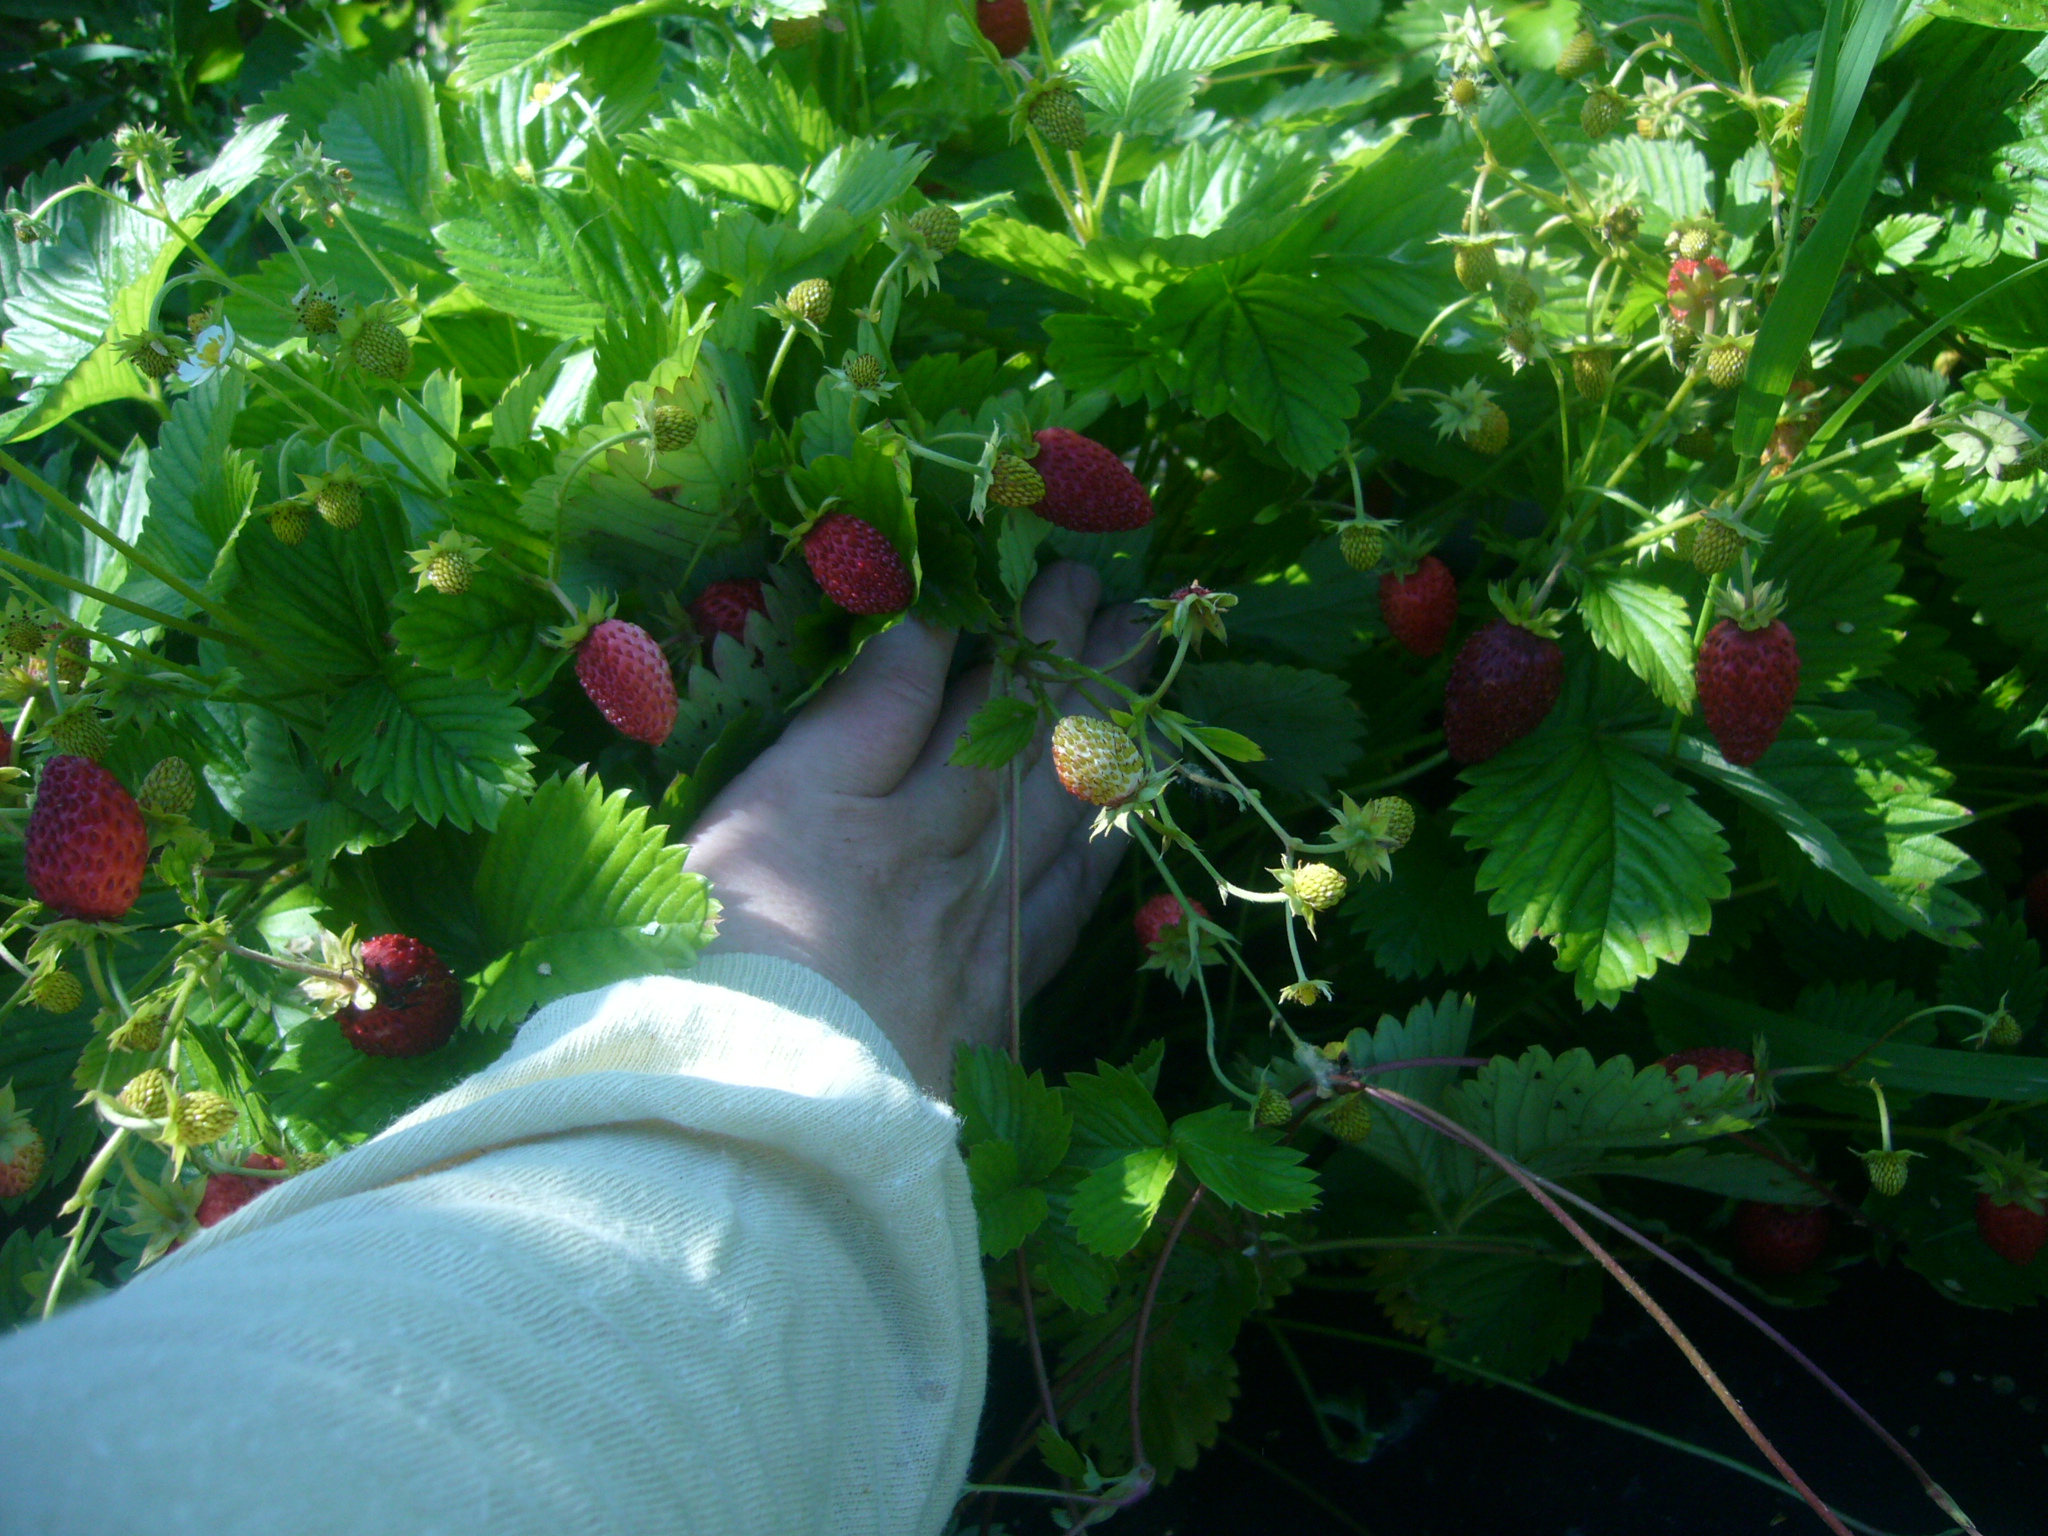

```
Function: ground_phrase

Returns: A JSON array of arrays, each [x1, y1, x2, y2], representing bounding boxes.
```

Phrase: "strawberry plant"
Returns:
[[5, 0, 2048, 1529]]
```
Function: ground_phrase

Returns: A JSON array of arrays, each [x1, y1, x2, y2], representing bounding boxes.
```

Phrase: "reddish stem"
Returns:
[[1130, 1184, 1204, 1481], [1365, 1085, 1853, 1536]]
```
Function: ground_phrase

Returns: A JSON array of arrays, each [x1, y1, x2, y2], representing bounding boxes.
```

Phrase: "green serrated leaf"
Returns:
[[1577, 575, 1695, 711], [1172, 660, 1362, 796], [1064, 1060, 1171, 1167], [465, 769, 717, 1030], [1170, 1105, 1318, 1214], [949, 694, 1039, 770], [968, 1140, 1051, 1258], [320, 663, 536, 832], [1070, 1144, 1179, 1257], [1074, 0, 1335, 139], [1346, 814, 1514, 980], [390, 563, 568, 696], [955, 1044, 1072, 1181], [453, 0, 688, 89]]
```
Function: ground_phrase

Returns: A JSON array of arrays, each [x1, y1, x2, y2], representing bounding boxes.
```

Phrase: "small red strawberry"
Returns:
[[196, 1153, 288, 1228], [1028, 429, 1154, 533], [977, 0, 1032, 56], [1733, 1200, 1830, 1277], [0, 1087, 44, 1199], [2025, 869, 2048, 943], [1135, 893, 1208, 949], [1666, 256, 1731, 319], [576, 618, 678, 745], [0, 722, 11, 766], [1443, 620, 1563, 763], [1660, 1047, 1755, 1081], [1379, 556, 1458, 658], [1975, 1193, 2047, 1266], [690, 579, 767, 645], [25, 755, 149, 921], [1697, 586, 1799, 767], [803, 513, 914, 615], [338, 934, 462, 1058]]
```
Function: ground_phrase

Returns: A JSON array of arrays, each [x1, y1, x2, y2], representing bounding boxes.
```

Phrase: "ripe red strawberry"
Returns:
[[1135, 893, 1208, 949], [1379, 556, 1458, 658], [196, 1153, 288, 1228], [977, 0, 1032, 56], [1660, 1047, 1754, 1080], [690, 579, 767, 645], [1442, 621, 1563, 763], [576, 618, 677, 745], [2025, 869, 2048, 943], [1733, 1200, 1831, 1277], [803, 513, 914, 614], [1698, 617, 1799, 766], [0, 1111, 44, 1199], [338, 934, 462, 1058], [1029, 429, 1154, 533], [26, 755, 149, 921], [1975, 1194, 2047, 1266], [0, 722, 11, 766], [1666, 255, 1731, 318]]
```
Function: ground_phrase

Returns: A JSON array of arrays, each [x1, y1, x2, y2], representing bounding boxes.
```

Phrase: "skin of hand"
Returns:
[[684, 562, 1153, 1096]]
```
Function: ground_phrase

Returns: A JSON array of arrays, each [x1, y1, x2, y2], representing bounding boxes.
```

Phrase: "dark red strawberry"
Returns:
[[1975, 1194, 2047, 1266], [1135, 893, 1207, 949], [1029, 428, 1153, 533], [0, 722, 11, 767], [196, 1154, 288, 1228], [1442, 621, 1563, 763], [1660, 1047, 1755, 1080], [977, 0, 1032, 56], [2025, 869, 2048, 944], [576, 618, 677, 745], [1697, 617, 1799, 766], [1733, 1200, 1831, 1277], [338, 934, 462, 1058], [690, 579, 767, 645], [803, 513, 914, 614], [25, 755, 148, 921], [1379, 556, 1457, 658]]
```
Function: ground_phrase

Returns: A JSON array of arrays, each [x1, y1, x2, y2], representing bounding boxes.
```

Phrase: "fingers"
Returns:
[[899, 563, 1104, 846], [1017, 818, 1135, 996], [771, 617, 958, 797]]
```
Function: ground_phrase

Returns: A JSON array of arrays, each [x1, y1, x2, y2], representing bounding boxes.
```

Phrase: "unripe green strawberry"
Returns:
[[426, 550, 473, 596], [1292, 862, 1348, 912], [1497, 276, 1538, 320], [908, 204, 960, 256], [1447, 75, 1480, 107], [1985, 1010, 2023, 1048], [1463, 401, 1510, 454], [170, 1090, 237, 1147], [119, 1067, 173, 1118], [1571, 348, 1612, 402], [1339, 524, 1383, 571], [1454, 242, 1498, 292], [1691, 518, 1742, 575], [110, 1012, 164, 1053], [1367, 795, 1415, 849], [989, 453, 1046, 508], [1252, 1087, 1294, 1128], [293, 285, 339, 335], [1599, 203, 1642, 248], [315, 477, 362, 530], [53, 632, 87, 687], [1581, 87, 1625, 139], [118, 331, 185, 381], [1863, 1149, 1912, 1198], [1030, 86, 1088, 151], [1324, 1092, 1373, 1143], [48, 709, 108, 762], [1706, 342, 1748, 390], [269, 500, 312, 545], [1673, 427, 1717, 460], [845, 353, 885, 391], [648, 403, 698, 453], [769, 13, 822, 46], [33, 969, 82, 1013], [786, 278, 833, 326], [1677, 227, 1716, 261], [3, 613, 46, 655], [1051, 716, 1144, 807], [348, 314, 411, 380], [1556, 29, 1605, 79], [138, 756, 196, 817]]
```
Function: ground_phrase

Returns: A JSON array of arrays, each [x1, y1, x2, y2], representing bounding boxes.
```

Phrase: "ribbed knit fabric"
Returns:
[[0, 954, 986, 1535]]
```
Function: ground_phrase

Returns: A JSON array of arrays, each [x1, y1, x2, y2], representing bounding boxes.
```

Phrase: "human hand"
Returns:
[[684, 563, 1153, 1095]]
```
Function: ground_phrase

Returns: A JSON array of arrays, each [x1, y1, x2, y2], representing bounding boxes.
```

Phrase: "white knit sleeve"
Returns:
[[0, 954, 987, 1536]]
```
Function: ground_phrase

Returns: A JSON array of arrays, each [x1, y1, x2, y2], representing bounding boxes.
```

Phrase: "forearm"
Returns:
[[0, 957, 987, 1536]]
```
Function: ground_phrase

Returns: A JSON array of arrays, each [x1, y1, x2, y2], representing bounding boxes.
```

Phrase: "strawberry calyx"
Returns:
[[406, 531, 491, 594], [1966, 1150, 2048, 1212], [1712, 577, 1790, 632], [1486, 579, 1566, 640], [542, 589, 619, 653]]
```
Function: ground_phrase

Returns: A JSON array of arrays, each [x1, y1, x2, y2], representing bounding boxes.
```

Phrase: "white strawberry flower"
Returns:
[[175, 319, 236, 385], [1431, 378, 1498, 441], [1437, 5, 1510, 75]]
